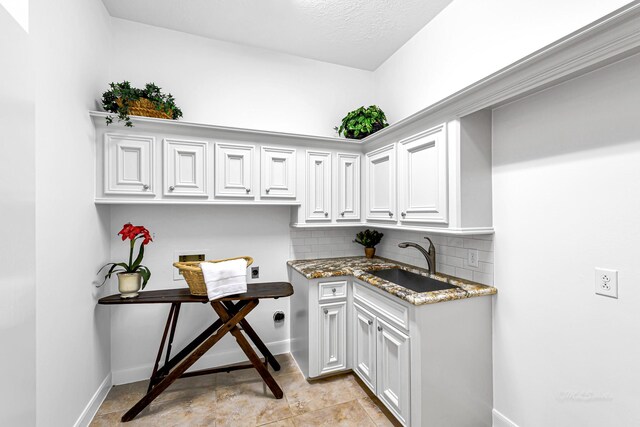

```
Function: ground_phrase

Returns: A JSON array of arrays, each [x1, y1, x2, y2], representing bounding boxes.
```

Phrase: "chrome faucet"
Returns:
[[398, 237, 437, 275]]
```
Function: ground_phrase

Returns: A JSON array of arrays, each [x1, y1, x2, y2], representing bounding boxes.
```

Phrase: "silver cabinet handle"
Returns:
[[169, 186, 175, 191], [324, 212, 329, 217], [142, 184, 149, 190], [401, 212, 406, 217], [377, 326, 382, 332], [324, 309, 328, 314], [388, 212, 393, 217], [340, 211, 345, 216], [332, 288, 336, 293], [368, 320, 373, 325], [245, 188, 250, 193], [266, 188, 271, 194]]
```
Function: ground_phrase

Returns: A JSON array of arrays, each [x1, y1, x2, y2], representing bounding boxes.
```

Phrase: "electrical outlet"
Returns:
[[595, 267, 618, 298], [251, 266, 259, 279], [468, 249, 479, 268]]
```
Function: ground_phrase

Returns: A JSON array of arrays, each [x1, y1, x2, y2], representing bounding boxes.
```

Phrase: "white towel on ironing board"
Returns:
[[200, 259, 248, 301]]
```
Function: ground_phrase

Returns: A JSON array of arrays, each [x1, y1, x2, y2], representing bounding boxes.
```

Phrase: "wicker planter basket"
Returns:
[[116, 97, 173, 120], [173, 256, 254, 296]]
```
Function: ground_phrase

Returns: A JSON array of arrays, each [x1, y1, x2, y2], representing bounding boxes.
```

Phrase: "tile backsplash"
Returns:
[[289, 227, 494, 285]]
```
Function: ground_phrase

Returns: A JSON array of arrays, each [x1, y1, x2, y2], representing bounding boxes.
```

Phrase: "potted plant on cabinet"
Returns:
[[101, 81, 183, 127], [354, 229, 384, 258], [335, 105, 389, 139], [98, 223, 153, 298]]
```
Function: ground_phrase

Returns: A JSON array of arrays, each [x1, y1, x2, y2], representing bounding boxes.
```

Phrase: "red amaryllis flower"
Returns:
[[99, 223, 153, 290]]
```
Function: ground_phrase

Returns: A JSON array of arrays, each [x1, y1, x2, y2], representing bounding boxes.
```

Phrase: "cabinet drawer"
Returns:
[[353, 281, 409, 332], [318, 280, 347, 301]]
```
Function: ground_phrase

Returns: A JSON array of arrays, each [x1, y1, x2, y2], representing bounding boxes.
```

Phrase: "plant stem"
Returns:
[[129, 239, 134, 271]]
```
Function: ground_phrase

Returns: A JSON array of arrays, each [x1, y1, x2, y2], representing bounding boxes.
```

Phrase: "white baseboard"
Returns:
[[112, 339, 291, 385], [493, 409, 520, 427], [74, 373, 112, 427]]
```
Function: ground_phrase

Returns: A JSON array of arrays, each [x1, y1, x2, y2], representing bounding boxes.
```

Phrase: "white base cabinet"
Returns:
[[353, 303, 376, 392], [319, 301, 347, 375], [289, 266, 493, 427], [289, 270, 351, 379], [353, 284, 411, 425]]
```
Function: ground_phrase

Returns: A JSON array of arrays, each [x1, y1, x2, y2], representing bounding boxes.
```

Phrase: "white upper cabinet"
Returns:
[[365, 144, 396, 222], [92, 112, 492, 233], [163, 139, 207, 197], [397, 124, 448, 224], [104, 134, 154, 196], [306, 151, 332, 221], [215, 143, 254, 198], [337, 153, 360, 221], [261, 146, 296, 198]]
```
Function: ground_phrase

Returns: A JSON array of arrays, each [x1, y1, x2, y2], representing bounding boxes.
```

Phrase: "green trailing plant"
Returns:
[[354, 229, 384, 248], [101, 81, 183, 127], [335, 105, 389, 139]]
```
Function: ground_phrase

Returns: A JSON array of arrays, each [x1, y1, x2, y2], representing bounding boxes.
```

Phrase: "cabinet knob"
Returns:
[[377, 326, 383, 332], [324, 212, 329, 217], [368, 320, 373, 325], [388, 212, 393, 217], [340, 211, 345, 217], [266, 188, 271, 194], [401, 212, 406, 217], [142, 184, 149, 190], [324, 309, 328, 314], [332, 288, 336, 293], [169, 186, 175, 192], [245, 188, 250, 193]]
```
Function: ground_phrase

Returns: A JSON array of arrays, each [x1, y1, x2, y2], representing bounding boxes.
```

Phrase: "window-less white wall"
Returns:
[[374, 0, 631, 123], [108, 205, 293, 384], [492, 52, 640, 426], [32, 0, 113, 426], [108, 18, 376, 138], [0, 5, 35, 425]]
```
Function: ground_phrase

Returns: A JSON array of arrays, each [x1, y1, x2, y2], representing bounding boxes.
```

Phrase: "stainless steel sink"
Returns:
[[369, 268, 459, 293]]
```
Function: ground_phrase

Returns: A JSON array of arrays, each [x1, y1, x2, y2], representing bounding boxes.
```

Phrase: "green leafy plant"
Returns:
[[101, 81, 183, 127], [354, 229, 384, 248], [335, 105, 389, 139], [97, 223, 153, 289]]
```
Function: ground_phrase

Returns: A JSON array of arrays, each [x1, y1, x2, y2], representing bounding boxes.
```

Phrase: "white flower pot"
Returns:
[[118, 272, 142, 298]]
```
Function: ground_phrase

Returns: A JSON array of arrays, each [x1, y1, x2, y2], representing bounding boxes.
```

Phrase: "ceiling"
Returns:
[[101, 0, 454, 70]]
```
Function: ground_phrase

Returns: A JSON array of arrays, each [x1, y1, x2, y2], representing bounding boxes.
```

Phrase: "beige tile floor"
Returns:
[[91, 353, 400, 426]]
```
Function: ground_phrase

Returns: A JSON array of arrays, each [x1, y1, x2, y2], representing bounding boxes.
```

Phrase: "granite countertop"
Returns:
[[287, 256, 497, 306]]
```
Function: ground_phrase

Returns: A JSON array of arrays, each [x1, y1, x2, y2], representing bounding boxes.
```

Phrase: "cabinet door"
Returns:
[[104, 134, 154, 195], [261, 146, 296, 198], [215, 143, 254, 197], [365, 144, 396, 222], [163, 139, 207, 197], [337, 153, 360, 221], [353, 303, 376, 393], [319, 301, 347, 375], [376, 318, 410, 426], [306, 151, 331, 221], [398, 124, 448, 224]]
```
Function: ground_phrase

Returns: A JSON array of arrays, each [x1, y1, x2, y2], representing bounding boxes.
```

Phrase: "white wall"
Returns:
[[32, 0, 113, 425], [492, 53, 640, 426], [0, 5, 35, 425], [108, 18, 375, 137], [374, 0, 631, 123], [109, 205, 292, 384]]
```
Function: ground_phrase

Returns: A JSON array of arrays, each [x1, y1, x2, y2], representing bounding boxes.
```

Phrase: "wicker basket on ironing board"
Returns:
[[173, 256, 254, 296]]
